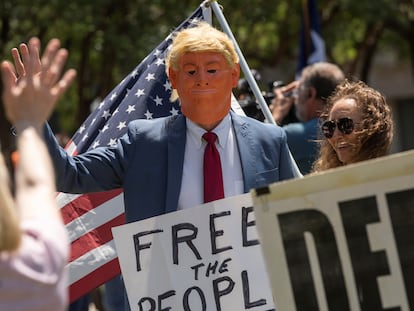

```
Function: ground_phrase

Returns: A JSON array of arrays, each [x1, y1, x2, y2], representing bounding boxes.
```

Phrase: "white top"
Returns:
[[0, 218, 69, 311], [177, 114, 244, 210]]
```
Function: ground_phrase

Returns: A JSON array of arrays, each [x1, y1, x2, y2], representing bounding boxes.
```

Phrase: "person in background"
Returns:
[[312, 80, 393, 172], [5, 22, 301, 310], [269, 80, 300, 126], [270, 62, 345, 174], [0, 37, 75, 311]]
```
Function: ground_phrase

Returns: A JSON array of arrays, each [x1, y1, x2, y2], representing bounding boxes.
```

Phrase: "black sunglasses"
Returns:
[[321, 117, 354, 139]]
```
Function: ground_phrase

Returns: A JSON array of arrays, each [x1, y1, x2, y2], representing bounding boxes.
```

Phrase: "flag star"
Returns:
[[117, 121, 127, 130], [154, 49, 162, 56], [101, 124, 109, 133], [125, 88, 132, 98], [102, 110, 111, 119], [155, 58, 164, 66], [91, 117, 97, 125], [145, 73, 155, 81], [78, 125, 86, 134], [135, 89, 145, 97], [163, 80, 172, 91], [108, 138, 117, 147], [113, 108, 119, 116], [81, 133, 89, 142], [170, 106, 179, 116], [126, 105, 136, 114], [110, 92, 117, 101], [142, 55, 149, 63], [153, 95, 163, 106], [98, 101, 105, 109], [190, 17, 201, 24], [131, 69, 138, 78], [166, 33, 174, 41], [119, 76, 127, 86], [144, 110, 153, 119], [92, 140, 100, 149]]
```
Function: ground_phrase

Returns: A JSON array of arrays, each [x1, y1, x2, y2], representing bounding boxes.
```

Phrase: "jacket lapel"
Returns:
[[165, 112, 257, 212], [165, 115, 186, 213], [230, 111, 256, 192]]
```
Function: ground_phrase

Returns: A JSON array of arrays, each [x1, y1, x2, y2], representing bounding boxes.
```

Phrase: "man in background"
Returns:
[[270, 62, 345, 174]]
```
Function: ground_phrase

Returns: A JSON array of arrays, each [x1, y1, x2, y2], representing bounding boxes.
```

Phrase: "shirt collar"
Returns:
[[186, 114, 231, 149]]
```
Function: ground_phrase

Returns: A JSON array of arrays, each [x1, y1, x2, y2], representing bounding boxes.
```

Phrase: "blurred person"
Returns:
[[0, 37, 75, 311], [270, 62, 345, 174], [269, 80, 300, 126], [312, 80, 393, 171], [6, 22, 301, 310]]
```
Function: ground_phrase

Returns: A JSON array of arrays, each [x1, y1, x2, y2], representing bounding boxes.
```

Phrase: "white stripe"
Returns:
[[68, 240, 118, 285], [56, 140, 81, 208], [66, 141, 77, 155], [66, 192, 125, 242], [57, 192, 81, 208]]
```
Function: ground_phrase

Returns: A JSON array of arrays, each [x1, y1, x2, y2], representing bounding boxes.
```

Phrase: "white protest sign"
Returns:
[[252, 150, 414, 311], [112, 193, 274, 311]]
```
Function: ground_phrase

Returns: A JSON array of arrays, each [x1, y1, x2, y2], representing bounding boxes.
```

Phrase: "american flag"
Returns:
[[296, 0, 326, 76], [59, 5, 207, 302]]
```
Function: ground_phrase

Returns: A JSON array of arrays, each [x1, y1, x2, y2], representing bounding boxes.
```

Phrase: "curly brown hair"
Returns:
[[312, 80, 393, 172]]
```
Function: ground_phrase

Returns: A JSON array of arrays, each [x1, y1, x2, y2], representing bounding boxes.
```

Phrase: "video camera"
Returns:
[[237, 77, 293, 106], [236, 72, 298, 124], [236, 70, 289, 120]]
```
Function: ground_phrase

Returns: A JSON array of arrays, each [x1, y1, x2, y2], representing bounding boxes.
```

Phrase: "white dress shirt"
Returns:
[[177, 114, 244, 210]]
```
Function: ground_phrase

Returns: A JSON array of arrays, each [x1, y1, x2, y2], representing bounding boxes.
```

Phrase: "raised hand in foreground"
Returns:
[[1, 37, 76, 133]]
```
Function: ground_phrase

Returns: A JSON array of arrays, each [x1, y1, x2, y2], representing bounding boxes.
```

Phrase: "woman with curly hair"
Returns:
[[312, 80, 394, 172]]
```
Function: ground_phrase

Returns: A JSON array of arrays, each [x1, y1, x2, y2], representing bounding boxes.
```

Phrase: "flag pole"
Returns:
[[205, 0, 276, 125], [201, 0, 213, 23], [205, 0, 303, 177], [201, 0, 247, 117]]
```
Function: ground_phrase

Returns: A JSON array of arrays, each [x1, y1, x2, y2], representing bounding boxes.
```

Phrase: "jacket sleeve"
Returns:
[[43, 123, 128, 193]]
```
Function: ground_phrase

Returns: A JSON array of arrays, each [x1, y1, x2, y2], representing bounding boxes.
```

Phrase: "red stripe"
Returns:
[[61, 148, 125, 301], [69, 258, 121, 303], [69, 213, 125, 261], [61, 189, 123, 225]]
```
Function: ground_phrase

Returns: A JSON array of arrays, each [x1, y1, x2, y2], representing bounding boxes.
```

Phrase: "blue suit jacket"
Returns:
[[45, 111, 299, 223], [283, 118, 319, 175]]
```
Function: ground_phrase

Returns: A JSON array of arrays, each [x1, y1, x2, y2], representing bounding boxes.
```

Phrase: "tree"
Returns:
[[1, 0, 413, 160]]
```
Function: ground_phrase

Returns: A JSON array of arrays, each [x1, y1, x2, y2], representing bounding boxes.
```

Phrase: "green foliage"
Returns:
[[1, 0, 413, 134]]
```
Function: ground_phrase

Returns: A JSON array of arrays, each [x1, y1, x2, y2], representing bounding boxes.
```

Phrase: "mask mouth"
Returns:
[[193, 89, 215, 93]]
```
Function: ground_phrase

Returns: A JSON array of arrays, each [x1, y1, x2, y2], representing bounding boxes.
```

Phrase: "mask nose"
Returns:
[[196, 72, 209, 86]]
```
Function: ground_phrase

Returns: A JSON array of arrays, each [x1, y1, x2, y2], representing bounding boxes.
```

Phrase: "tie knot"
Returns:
[[203, 132, 217, 144]]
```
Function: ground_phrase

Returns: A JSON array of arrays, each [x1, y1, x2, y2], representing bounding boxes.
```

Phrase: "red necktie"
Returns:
[[203, 132, 224, 203]]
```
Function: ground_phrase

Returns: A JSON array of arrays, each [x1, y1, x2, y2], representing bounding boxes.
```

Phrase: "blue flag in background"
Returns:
[[296, 0, 326, 77]]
